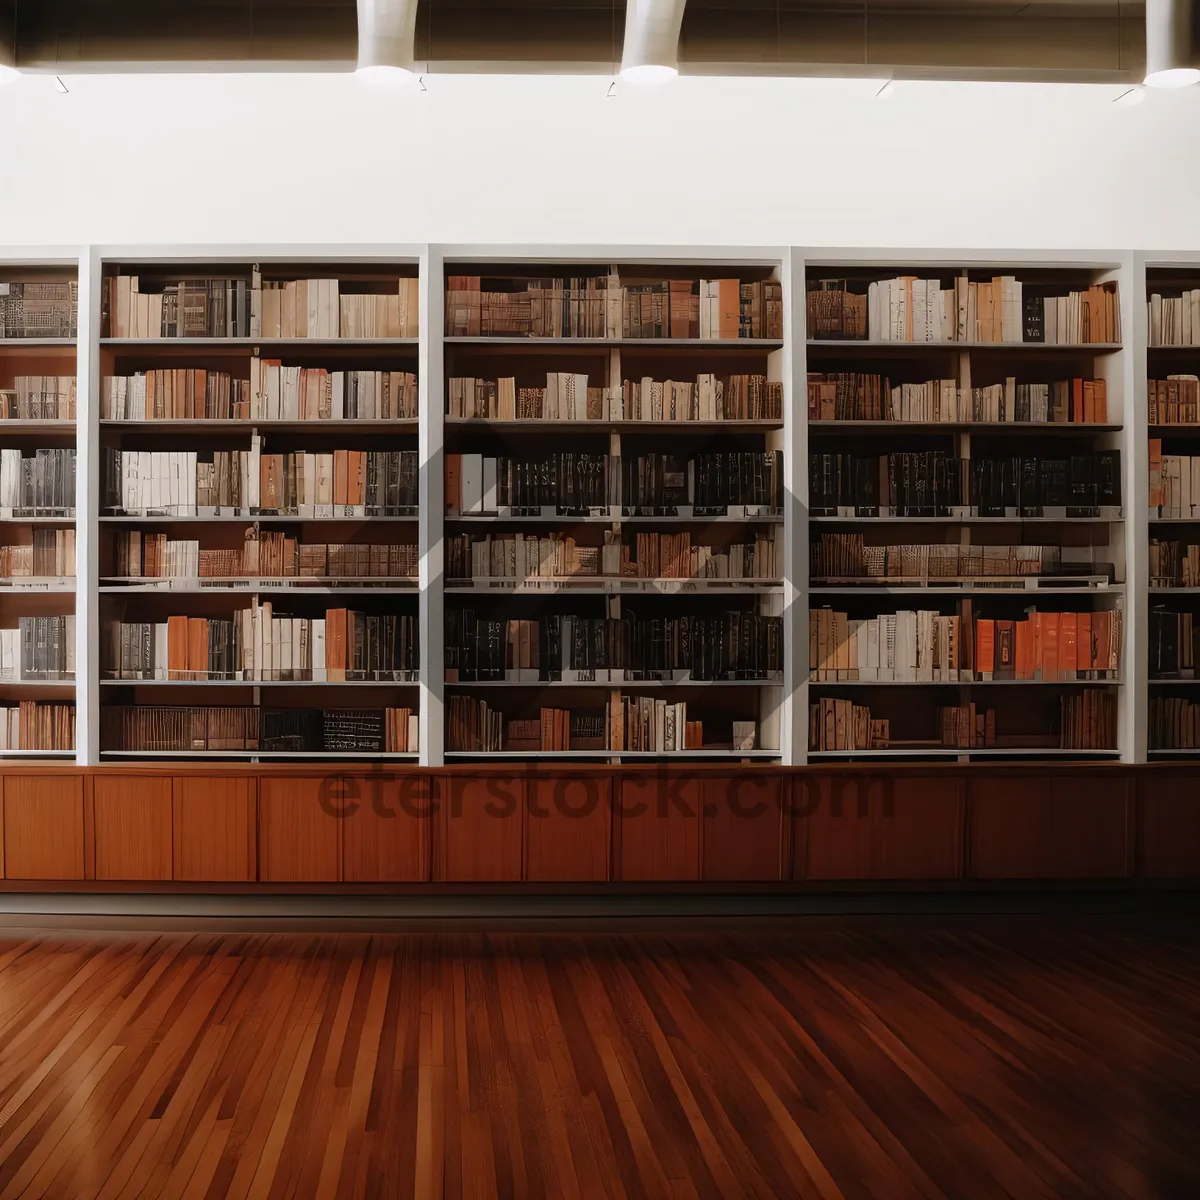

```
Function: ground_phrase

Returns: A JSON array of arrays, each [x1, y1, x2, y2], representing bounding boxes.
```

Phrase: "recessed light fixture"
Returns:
[[356, 0, 419, 85], [620, 0, 686, 83], [1113, 85, 1146, 105], [1145, 0, 1200, 88]]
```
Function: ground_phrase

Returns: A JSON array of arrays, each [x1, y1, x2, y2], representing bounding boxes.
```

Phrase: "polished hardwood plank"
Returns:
[[0, 921, 1196, 1198]]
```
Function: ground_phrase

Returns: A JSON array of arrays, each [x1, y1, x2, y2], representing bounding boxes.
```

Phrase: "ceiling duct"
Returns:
[[621, 0, 687, 82], [357, 0, 419, 79], [1144, 0, 1200, 85]]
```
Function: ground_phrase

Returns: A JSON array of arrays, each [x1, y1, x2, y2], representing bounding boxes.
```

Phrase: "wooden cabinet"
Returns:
[[969, 774, 1134, 879], [3, 775, 86, 880], [795, 775, 964, 881], [258, 776, 340, 882], [616, 775, 700, 882], [173, 776, 256, 882], [525, 776, 611, 882], [436, 775, 523, 882], [701, 775, 785, 881], [342, 774, 431, 882], [94, 776, 173, 881], [1137, 774, 1200, 878]]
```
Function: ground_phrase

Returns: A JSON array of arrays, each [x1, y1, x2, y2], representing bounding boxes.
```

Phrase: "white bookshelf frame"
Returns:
[[0, 243, 1168, 765]]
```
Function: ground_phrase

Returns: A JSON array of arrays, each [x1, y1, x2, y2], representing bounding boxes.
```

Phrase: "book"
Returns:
[[0, 281, 78, 338]]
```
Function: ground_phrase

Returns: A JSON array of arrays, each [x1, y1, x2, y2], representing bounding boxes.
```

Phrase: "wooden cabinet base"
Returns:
[[0, 764, 1196, 888]]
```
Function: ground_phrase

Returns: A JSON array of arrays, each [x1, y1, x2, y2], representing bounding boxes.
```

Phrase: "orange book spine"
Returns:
[[167, 614, 188, 681], [976, 619, 995, 676]]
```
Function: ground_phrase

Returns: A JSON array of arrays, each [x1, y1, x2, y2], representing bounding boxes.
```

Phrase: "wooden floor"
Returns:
[[0, 922, 1196, 1199]]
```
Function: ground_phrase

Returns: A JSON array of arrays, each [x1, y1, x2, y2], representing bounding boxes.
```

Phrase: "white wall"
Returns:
[[1, 71, 1199, 250]]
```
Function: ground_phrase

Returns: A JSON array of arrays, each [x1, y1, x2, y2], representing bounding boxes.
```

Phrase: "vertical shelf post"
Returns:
[[785, 247, 807, 764], [76, 245, 101, 766], [420, 244, 445, 765]]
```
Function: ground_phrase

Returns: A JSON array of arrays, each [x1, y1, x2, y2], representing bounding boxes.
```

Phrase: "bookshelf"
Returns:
[[1, 243, 1187, 770], [438, 256, 789, 762], [93, 254, 422, 763], [803, 254, 1135, 763], [0, 256, 79, 760], [1143, 254, 1200, 759]]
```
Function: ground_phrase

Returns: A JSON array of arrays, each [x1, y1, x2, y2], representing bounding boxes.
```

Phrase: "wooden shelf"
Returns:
[[445, 418, 783, 433], [99, 678, 419, 687], [101, 337, 419, 349], [445, 337, 783, 349], [806, 340, 1122, 353], [99, 419, 418, 433], [811, 677, 1120, 687], [446, 678, 783, 688], [808, 421, 1122, 434]]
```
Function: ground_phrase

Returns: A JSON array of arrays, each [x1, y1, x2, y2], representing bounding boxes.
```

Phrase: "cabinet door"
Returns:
[[526, 776, 611, 882], [1138, 774, 1200, 878], [795, 776, 964, 880], [617, 775, 700, 882], [3, 775, 86, 880], [342, 773, 431, 882], [701, 775, 784, 882], [94, 776, 173, 881], [259, 776, 340, 882], [437, 776, 523, 882], [969, 774, 1133, 879], [173, 776, 256, 882]]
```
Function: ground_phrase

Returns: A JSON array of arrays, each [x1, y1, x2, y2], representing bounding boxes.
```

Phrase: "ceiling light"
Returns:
[[620, 0, 687, 83], [356, 0, 419, 81], [1145, 0, 1200, 88], [875, 80, 896, 100]]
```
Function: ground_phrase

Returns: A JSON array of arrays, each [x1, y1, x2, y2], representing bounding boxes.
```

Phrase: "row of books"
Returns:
[[102, 446, 419, 515], [807, 277, 1120, 345], [1, 377, 76, 420], [102, 274, 419, 340], [111, 532, 418, 580], [807, 373, 1109, 424], [809, 604, 1123, 682], [0, 449, 76, 514], [445, 694, 757, 753], [445, 610, 783, 682], [101, 366, 418, 422], [0, 616, 76, 680], [446, 530, 778, 583], [809, 693, 1116, 751], [446, 451, 783, 517], [1148, 376, 1199, 424], [0, 530, 75, 578], [259, 277, 419, 339], [809, 699, 891, 751], [0, 701, 75, 751], [444, 276, 783, 340], [1148, 292, 1200, 347], [104, 276, 252, 339], [447, 373, 782, 423], [1150, 609, 1200, 678], [809, 536, 1071, 583], [104, 608, 418, 681], [0, 281, 78, 339], [809, 450, 1122, 518], [1149, 539, 1200, 588], [99, 705, 417, 753], [1149, 696, 1200, 750], [1148, 444, 1200, 516]]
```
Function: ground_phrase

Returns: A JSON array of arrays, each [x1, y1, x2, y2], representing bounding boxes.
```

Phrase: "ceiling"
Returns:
[[2, 0, 1148, 81]]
